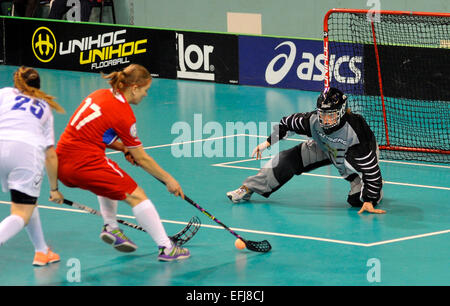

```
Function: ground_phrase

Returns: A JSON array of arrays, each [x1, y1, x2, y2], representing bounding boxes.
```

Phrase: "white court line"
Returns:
[[212, 162, 450, 191], [106, 134, 250, 154], [0, 201, 448, 247], [364, 230, 450, 247], [0, 201, 192, 226], [214, 155, 450, 171], [21, 135, 444, 247], [107, 133, 450, 169]]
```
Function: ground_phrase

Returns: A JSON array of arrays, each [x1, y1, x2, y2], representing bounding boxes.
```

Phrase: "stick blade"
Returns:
[[245, 239, 272, 253], [170, 216, 201, 246]]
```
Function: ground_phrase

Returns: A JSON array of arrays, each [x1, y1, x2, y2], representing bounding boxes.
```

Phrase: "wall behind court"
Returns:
[[132, 0, 449, 39]]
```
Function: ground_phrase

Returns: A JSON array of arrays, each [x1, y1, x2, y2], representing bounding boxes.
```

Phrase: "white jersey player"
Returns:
[[0, 66, 65, 266]]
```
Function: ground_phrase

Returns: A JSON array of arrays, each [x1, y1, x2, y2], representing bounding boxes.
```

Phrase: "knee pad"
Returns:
[[10, 189, 37, 205]]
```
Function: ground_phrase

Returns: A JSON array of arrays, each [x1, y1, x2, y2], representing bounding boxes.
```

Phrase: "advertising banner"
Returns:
[[175, 31, 239, 84], [239, 35, 364, 93], [0, 18, 4, 65], [4, 18, 176, 77]]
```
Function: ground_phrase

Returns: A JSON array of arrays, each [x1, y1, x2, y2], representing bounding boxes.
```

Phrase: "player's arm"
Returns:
[[348, 147, 384, 212], [346, 114, 385, 214], [107, 139, 125, 151], [346, 145, 385, 214], [42, 114, 63, 204], [266, 112, 313, 146], [127, 146, 184, 199], [45, 146, 64, 204], [107, 139, 137, 165], [252, 112, 313, 159]]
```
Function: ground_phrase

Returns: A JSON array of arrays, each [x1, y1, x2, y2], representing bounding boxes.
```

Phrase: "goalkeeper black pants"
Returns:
[[242, 140, 380, 207], [243, 140, 331, 198], [243, 140, 370, 207]]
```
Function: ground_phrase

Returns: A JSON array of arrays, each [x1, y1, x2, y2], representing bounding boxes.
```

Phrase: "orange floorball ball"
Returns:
[[235, 239, 246, 250]]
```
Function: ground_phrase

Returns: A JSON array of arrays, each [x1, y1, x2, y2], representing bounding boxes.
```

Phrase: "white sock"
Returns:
[[132, 199, 172, 248], [25, 207, 48, 253], [0, 214, 25, 247], [98, 196, 119, 228]]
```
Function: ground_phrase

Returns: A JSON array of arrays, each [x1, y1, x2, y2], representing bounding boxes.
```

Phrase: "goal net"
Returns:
[[323, 9, 450, 163]]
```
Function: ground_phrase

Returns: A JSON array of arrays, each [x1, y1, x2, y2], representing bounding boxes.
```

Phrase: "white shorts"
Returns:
[[0, 140, 45, 198]]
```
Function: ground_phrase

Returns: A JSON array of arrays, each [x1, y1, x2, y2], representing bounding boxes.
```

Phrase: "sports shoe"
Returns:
[[226, 185, 253, 203], [100, 225, 138, 253], [32, 248, 60, 266], [158, 244, 190, 262]]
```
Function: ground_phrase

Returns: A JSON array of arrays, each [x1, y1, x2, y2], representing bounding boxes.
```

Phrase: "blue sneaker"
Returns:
[[100, 225, 138, 253], [158, 244, 190, 261]]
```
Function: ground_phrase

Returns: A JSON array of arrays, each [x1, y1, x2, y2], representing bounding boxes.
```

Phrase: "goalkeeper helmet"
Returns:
[[317, 87, 348, 134]]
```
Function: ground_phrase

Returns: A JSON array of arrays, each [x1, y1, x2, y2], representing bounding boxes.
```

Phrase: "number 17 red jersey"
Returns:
[[56, 88, 142, 200], [57, 88, 142, 155]]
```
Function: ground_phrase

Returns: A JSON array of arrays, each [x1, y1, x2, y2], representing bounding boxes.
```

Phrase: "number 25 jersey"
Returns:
[[0, 87, 54, 151], [57, 88, 142, 156]]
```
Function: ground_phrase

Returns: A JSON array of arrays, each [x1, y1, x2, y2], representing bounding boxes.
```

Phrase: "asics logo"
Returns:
[[265, 41, 296, 85], [264, 40, 362, 85]]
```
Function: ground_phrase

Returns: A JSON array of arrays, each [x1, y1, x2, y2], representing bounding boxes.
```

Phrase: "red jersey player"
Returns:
[[56, 64, 190, 261]]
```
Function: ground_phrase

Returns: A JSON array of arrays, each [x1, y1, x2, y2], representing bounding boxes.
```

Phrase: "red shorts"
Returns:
[[57, 151, 137, 201]]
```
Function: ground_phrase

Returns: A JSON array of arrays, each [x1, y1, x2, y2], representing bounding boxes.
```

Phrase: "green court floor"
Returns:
[[0, 65, 449, 286]]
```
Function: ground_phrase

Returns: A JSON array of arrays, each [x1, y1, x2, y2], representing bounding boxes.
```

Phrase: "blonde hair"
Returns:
[[102, 64, 152, 94], [14, 66, 65, 114]]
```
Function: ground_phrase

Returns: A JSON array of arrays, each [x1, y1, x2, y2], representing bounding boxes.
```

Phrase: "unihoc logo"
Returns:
[[58, 29, 145, 69], [177, 33, 215, 81], [265, 40, 362, 86], [32, 27, 57, 63]]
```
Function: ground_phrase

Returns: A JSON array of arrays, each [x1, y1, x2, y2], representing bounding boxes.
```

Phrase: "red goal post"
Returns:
[[323, 9, 450, 163]]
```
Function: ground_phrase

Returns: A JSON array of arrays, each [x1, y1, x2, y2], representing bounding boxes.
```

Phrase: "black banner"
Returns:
[[2, 18, 240, 85], [364, 44, 450, 101], [5, 18, 176, 77], [175, 31, 239, 84], [0, 18, 4, 64]]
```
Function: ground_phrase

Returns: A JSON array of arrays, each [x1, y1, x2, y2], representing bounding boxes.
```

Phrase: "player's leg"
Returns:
[[125, 187, 190, 261], [0, 141, 59, 265], [0, 194, 59, 266], [57, 154, 139, 252], [80, 0, 93, 21], [0, 197, 31, 247], [97, 195, 137, 253], [227, 140, 331, 203], [98, 196, 119, 228], [47, 0, 70, 19], [346, 174, 363, 207], [0, 142, 28, 247]]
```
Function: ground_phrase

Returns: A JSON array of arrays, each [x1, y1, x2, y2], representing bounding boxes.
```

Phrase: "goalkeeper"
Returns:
[[227, 87, 385, 214]]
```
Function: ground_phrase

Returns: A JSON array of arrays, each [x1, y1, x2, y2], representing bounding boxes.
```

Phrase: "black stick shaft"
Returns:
[[183, 194, 246, 242], [63, 199, 146, 232]]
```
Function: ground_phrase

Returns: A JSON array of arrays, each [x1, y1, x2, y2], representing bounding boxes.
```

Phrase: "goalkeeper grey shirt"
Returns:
[[267, 111, 383, 204]]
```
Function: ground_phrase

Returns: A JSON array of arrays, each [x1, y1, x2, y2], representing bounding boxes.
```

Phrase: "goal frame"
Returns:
[[323, 8, 450, 155]]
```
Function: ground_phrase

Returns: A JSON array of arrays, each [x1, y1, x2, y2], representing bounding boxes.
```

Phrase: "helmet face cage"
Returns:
[[316, 87, 347, 131], [317, 104, 346, 130]]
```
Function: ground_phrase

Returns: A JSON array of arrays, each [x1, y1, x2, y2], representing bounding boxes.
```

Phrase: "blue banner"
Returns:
[[239, 36, 363, 93]]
